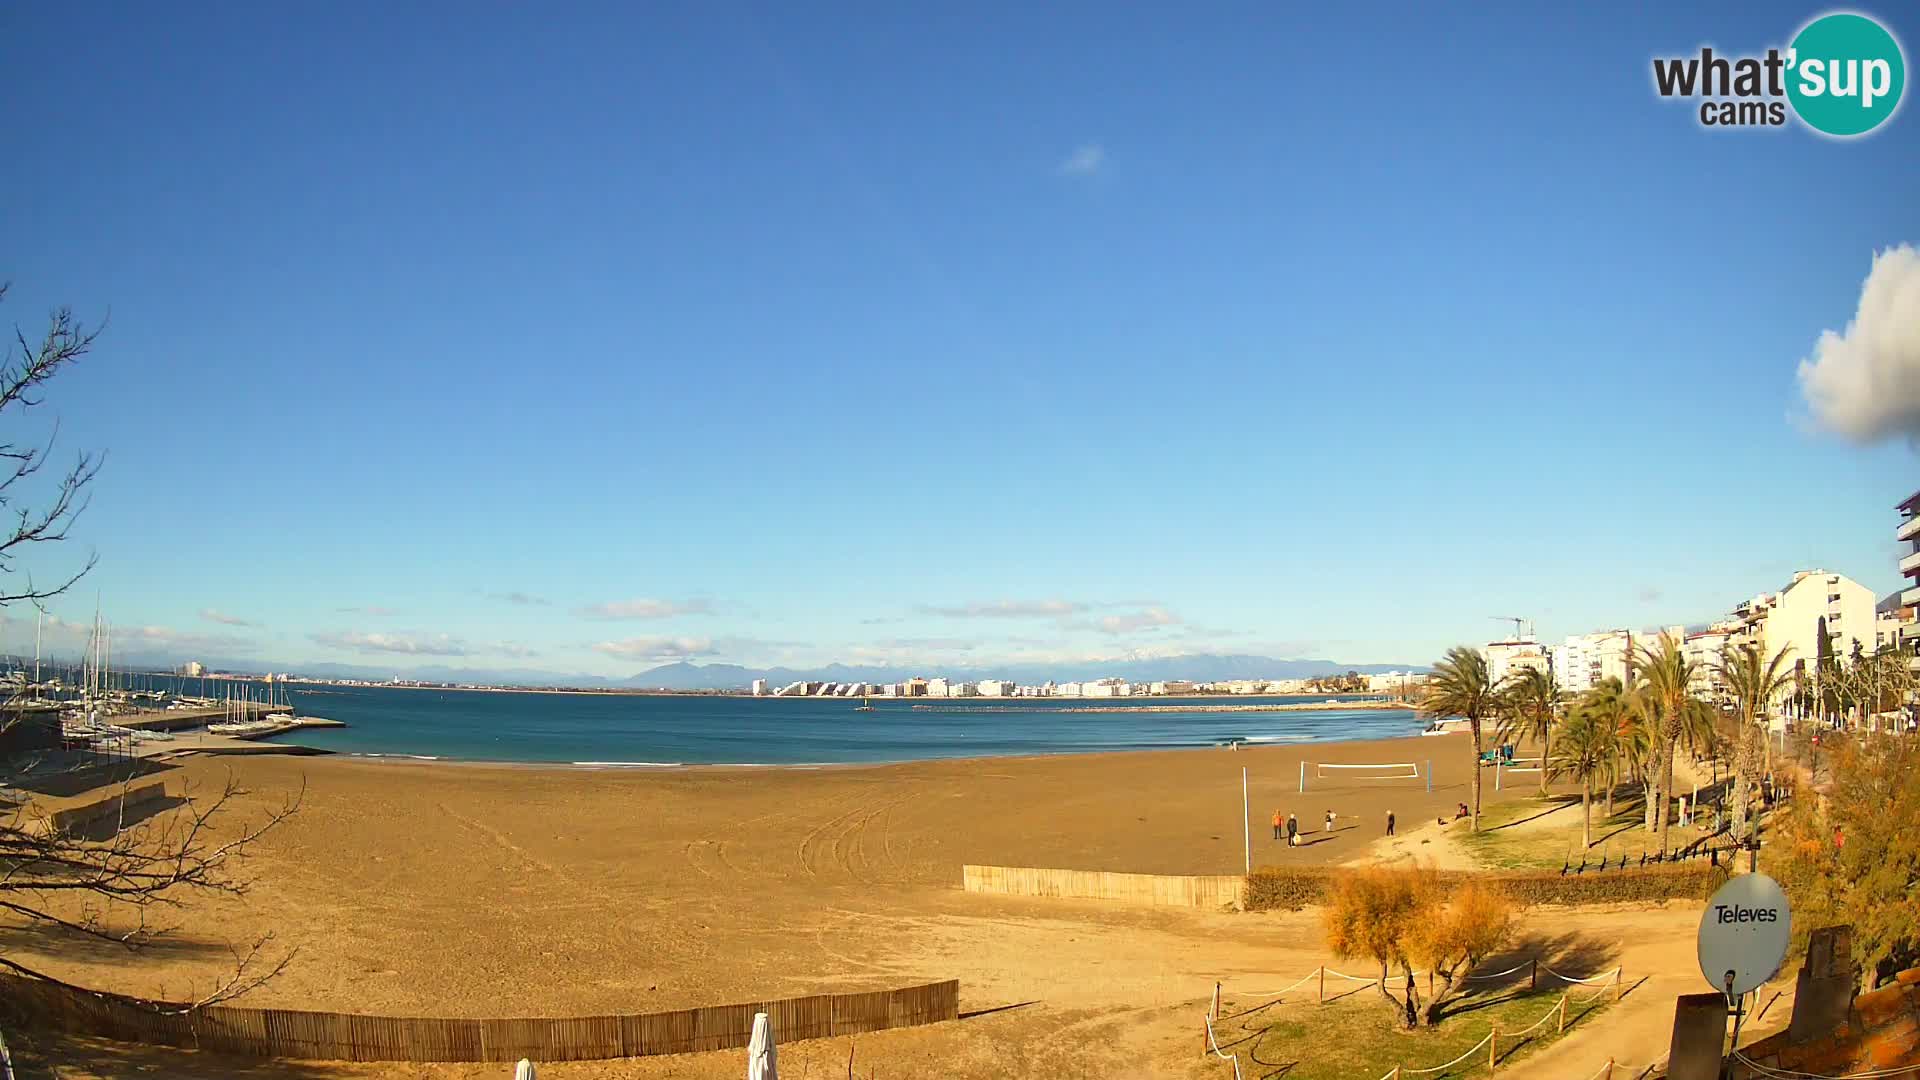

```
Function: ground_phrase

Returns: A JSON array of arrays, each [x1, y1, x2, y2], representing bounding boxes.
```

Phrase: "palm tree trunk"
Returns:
[[1539, 726, 1551, 796], [1658, 730, 1677, 851], [1731, 724, 1755, 842], [1582, 780, 1592, 849], [1470, 718, 1483, 831], [1605, 748, 1616, 816]]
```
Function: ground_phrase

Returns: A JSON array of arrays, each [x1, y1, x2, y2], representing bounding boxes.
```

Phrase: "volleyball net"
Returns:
[[1298, 761, 1427, 792]]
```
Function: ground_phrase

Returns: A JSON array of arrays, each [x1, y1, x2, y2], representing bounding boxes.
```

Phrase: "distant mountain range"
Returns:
[[620, 655, 1424, 691], [113, 652, 1424, 690]]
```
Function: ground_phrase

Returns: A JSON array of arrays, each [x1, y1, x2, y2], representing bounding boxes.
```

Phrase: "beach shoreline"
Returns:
[[263, 719, 1434, 771]]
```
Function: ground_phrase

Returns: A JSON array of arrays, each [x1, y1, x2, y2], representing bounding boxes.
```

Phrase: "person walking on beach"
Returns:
[[1272, 809, 1283, 841], [1386, 811, 1396, 837], [1324, 809, 1335, 835], [1286, 813, 1299, 848]]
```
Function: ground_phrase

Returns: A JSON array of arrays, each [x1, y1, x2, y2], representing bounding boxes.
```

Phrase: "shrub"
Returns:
[[1244, 863, 1715, 912], [1246, 865, 1331, 910]]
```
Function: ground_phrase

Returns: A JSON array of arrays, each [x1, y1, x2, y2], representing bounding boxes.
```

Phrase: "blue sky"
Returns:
[[3, 2, 1917, 677]]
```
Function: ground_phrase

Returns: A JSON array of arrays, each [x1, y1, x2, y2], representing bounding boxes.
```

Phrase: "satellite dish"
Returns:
[[1697, 873, 1791, 998]]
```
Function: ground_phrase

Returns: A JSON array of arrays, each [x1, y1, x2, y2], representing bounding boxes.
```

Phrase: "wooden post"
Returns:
[[1530, 958, 1537, 990], [1318, 966, 1326, 1004], [1614, 967, 1624, 1002], [1556, 993, 1566, 1033], [1605, 1058, 1613, 1080], [1489, 1029, 1497, 1073], [1211, 981, 1220, 1021]]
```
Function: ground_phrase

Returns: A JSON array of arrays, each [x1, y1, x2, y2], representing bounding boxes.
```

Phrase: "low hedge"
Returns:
[[1244, 862, 1720, 912]]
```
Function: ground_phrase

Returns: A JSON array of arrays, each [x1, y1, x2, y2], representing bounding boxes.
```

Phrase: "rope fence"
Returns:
[[1567, 1054, 1668, 1080], [1202, 1012, 1245, 1080], [1204, 960, 1625, 1079]]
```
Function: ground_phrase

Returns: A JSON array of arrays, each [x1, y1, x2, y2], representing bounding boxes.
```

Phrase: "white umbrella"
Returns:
[[748, 1011, 778, 1080], [514, 1059, 536, 1080]]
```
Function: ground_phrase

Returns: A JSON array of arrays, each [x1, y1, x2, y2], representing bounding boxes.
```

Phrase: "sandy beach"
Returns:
[[6, 734, 1725, 1078]]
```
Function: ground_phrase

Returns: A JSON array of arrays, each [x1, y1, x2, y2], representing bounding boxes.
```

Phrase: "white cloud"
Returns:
[[576, 598, 714, 620], [1797, 243, 1920, 443], [918, 599, 1088, 619], [311, 630, 471, 656], [1056, 142, 1105, 176], [199, 608, 257, 627], [6, 614, 258, 657], [494, 592, 550, 607], [495, 642, 541, 658], [1095, 607, 1181, 634], [336, 605, 399, 616], [592, 636, 716, 661]]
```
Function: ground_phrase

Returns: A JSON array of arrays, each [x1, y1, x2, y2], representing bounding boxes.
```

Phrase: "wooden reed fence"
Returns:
[[963, 864, 1243, 910], [0, 974, 958, 1062]]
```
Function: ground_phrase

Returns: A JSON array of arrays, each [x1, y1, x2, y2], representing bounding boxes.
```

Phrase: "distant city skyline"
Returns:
[[5, 4, 1916, 678]]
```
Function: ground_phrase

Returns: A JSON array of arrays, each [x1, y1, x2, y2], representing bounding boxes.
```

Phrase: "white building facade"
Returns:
[[1548, 631, 1634, 695], [1486, 638, 1548, 687]]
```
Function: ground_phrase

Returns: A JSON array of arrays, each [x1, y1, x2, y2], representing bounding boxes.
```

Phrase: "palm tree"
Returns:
[[1499, 666, 1564, 796], [1422, 646, 1499, 831], [1633, 633, 1700, 852], [1581, 677, 1633, 818], [1550, 706, 1612, 848], [1716, 643, 1795, 843]]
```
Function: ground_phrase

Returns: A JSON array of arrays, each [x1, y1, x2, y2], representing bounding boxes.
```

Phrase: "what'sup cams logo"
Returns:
[[1652, 11, 1906, 137]]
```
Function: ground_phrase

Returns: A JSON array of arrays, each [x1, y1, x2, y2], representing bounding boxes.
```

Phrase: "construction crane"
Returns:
[[1489, 616, 1534, 641]]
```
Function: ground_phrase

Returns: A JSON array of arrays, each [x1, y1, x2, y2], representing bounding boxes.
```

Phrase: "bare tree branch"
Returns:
[[0, 283, 103, 609]]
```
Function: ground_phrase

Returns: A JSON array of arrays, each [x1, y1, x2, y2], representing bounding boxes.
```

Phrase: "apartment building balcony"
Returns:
[[1906, 586, 1920, 608], [1902, 547, 1920, 577], [1901, 512, 1920, 544]]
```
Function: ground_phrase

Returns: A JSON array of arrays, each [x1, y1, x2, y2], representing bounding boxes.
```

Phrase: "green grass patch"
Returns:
[[1457, 790, 1724, 872], [1207, 983, 1614, 1079]]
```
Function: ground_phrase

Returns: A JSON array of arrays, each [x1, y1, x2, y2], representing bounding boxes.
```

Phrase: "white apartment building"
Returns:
[[1082, 678, 1130, 698], [1056, 681, 1083, 697], [1560, 630, 1633, 695], [1486, 637, 1549, 687], [1899, 490, 1920, 675], [1876, 602, 1911, 653], [1683, 624, 1739, 704], [1731, 570, 1875, 666], [926, 678, 950, 698], [1727, 570, 1875, 721], [750, 678, 767, 696], [976, 679, 1011, 697]]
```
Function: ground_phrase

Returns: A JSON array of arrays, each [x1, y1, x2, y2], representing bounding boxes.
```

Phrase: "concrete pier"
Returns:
[[113, 702, 295, 732]]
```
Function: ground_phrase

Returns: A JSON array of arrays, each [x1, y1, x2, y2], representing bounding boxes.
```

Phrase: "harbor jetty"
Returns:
[[97, 708, 345, 760]]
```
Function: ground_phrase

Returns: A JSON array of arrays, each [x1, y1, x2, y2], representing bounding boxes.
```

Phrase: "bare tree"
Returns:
[[0, 284, 104, 611], [0, 773, 303, 1009], [0, 283, 300, 1010]]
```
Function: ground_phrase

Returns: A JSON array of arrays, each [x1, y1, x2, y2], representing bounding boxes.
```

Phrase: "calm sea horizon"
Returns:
[[260, 683, 1423, 765]]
